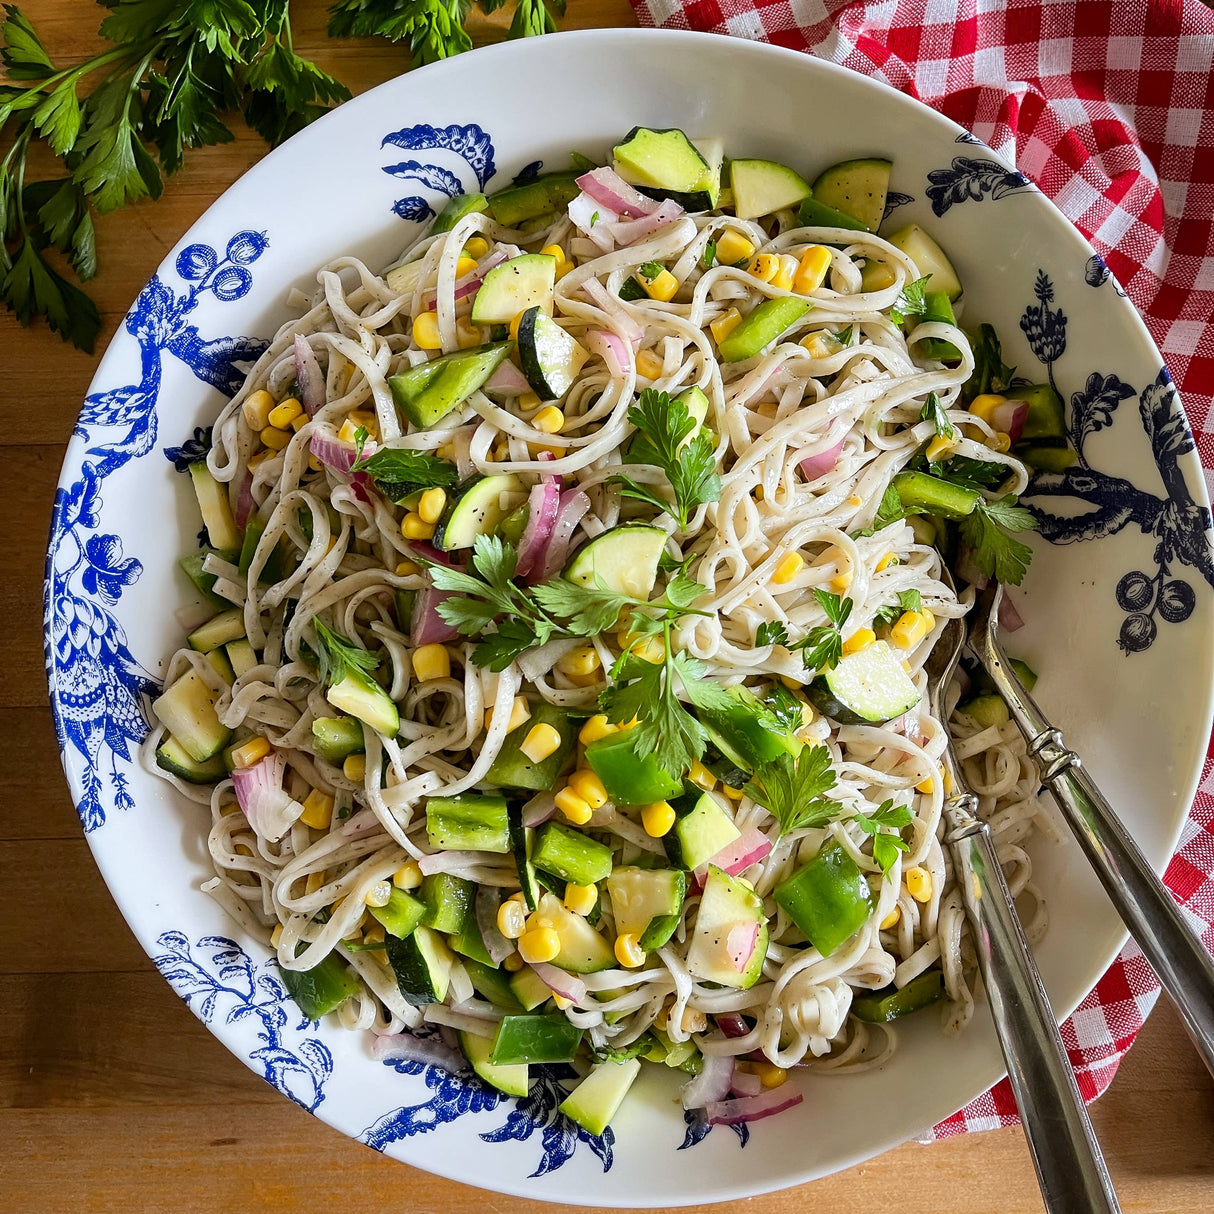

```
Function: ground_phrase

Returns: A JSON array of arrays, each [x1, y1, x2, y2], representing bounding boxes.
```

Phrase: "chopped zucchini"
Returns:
[[612, 126, 720, 210], [565, 524, 667, 599], [560, 1058, 642, 1135], [584, 729, 684, 806], [487, 702, 579, 792], [460, 1028, 529, 1097], [470, 254, 557, 324], [432, 192, 488, 233], [532, 820, 613, 885], [517, 307, 589, 400], [686, 865, 769, 989], [279, 953, 361, 1019], [729, 158, 811, 220], [717, 297, 810, 363], [187, 607, 245, 654], [388, 341, 513, 430], [155, 734, 227, 784], [325, 668, 399, 738], [152, 667, 231, 763], [885, 224, 963, 300], [664, 787, 741, 872], [188, 461, 240, 555], [425, 793, 511, 854], [434, 473, 527, 551], [385, 925, 455, 1006], [311, 715, 365, 763], [807, 640, 921, 726], [490, 1013, 583, 1066], [811, 158, 892, 233]]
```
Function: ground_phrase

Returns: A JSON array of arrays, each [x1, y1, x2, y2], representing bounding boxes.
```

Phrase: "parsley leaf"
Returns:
[[834, 325, 854, 347], [791, 589, 853, 674], [852, 799, 914, 878], [759, 683, 803, 732], [891, 275, 932, 324], [958, 496, 1037, 586], [311, 617, 380, 687], [639, 261, 664, 280], [875, 588, 922, 627], [929, 453, 1012, 493], [962, 323, 1016, 403], [920, 391, 955, 440], [352, 438, 457, 502], [700, 240, 716, 270], [744, 746, 841, 837], [756, 620, 788, 647]]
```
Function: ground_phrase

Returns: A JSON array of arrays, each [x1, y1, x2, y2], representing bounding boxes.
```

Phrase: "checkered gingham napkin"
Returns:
[[628, 0, 1214, 1135]]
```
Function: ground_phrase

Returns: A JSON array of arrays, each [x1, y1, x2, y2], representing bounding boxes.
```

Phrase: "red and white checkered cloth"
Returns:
[[629, 0, 1214, 1135]]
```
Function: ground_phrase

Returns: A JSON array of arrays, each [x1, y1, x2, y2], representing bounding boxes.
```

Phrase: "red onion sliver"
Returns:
[[453, 427, 476, 479], [954, 541, 990, 589], [586, 328, 632, 378], [309, 431, 370, 474], [422, 250, 509, 311], [484, 359, 531, 396], [999, 590, 1026, 632], [294, 334, 326, 415], [580, 277, 644, 347], [705, 1089, 803, 1125], [232, 752, 302, 842], [575, 167, 659, 218], [515, 481, 561, 581], [991, 400, 1029, 444], [521, 791, 558, 828], [716, 1013, 750, 1039], [410, 541, 458, 568], [475, 887, 515, 965], [536, 489, 590, 581], [411, 586, 460, 646], [529, 962, 588, 1004], [372, 1032, 466, 1073], [234, 471, 255, 530], [567, 192, 618, 251], [681, 1053, 735, 1110], [726, 922, 760, 971], [605, 198, 685, 247], [799, 437, 846, 480], [730, 1071, 763, 1098], [694, 828, 773, 887]]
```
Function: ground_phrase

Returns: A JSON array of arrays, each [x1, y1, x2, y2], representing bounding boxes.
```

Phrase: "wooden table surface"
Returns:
[[4, 4, 1213, 1210]]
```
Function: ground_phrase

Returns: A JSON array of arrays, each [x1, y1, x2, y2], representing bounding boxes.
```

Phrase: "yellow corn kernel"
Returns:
[[722, 784, 745, 800], [417, 487, 447, 525], [249, 450, 274, 470], [771, 255, 797, 292], [436, 442, 456, 461], [773, 552, 804, 585], [688, 761, 716, 792], [395, 559, 419, 577], [364, 879, 393, 908], [230, 736, 272, 769], [876, 551, 898, 572], [464, 235, 489, 259], [753, 1061, 788, 1090], [503, 950, 524, 972], [393, 861, 423, 890], [794, 245, 832, 294], [552, 992, 573, 1010], [540, 244, 572, 279], [564, 883, 598, 917], [412, 310, 442, 350], [748, 253, 780, 283], [641, 800, 676, 838], [555, 787, 593, 825], [342, 754, 366, 782], [626, 634, 665, 664], [413, 643, 451, 683], [710, 307, 743, 344], [920, 608, 936, 631], [242, 389, 276, 431], [988, 431, 1012, 453], [509, 311, 528, 342], [497, 899, 527, 940], [533, 405, 565, 434], [925, 435, 955, 463], [567, 770, 608, 810], [260, 425, 291, 451], [842, 627, 876, 656], [968, 393, 1006, 425], [300, 789, 335, 830], [557, 645, 601, 678], [800, 330, 837, 359], [780, 675, 802, 691], [455, 317, 484, 349], [635, 348, 664, 380], [291, 413, 310, 433], [271, 924, 284, 948], [400, 513, 436, 541], [267, 398, 303, 431], [891, 610, 930, 650], [305, 869, 327, 896], [848, 494, 863, 507], [579, 714, 617, 746], [830, 570, 853, 593], [337, 419, 361, 444], [521, 722, 562, 763], [641, 268, 679, 303], [455, 255, 479, 279], [880, 905, 902, 930], [916, 772, 935, 794], [486, 695, 531, 735], [614, 933, 646, 968], [906, 867, 934, 903], [518, 925, 562, 965], [363, 924, 386, 948], [715, 229, 755, 266]]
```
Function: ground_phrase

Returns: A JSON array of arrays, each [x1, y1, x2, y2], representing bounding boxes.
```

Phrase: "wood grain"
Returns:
[[3, 2, 1212, 1210]]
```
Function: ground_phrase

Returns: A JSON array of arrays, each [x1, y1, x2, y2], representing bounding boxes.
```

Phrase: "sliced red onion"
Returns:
[[294, 335, 326, 415], [999, 591, 1026, 633], [681, 1052, 735, 1110], [484, 359, 531, 396], [309, 431, 372, 474], [521, 791, 558, 828], [234, 471, 255, 530], [730, 1070, 763, 1098], [475, 887, 514, 965], [535, 489, 590, 582], [585, 804, 617, 829], [529, 962, 588, 1004], [421, 250, 509, 310], [410, 541, 458, 568], [412, 586, 459, 646], [954, 542, 990, 589], [694, 828, 773, 887], [372, 1032, 465, 1073], [716, 1013, 750, 1039], [232, 752, 303, 843], [586, 329, 632, 378], [901, 712, 924, 745], [580, 277, 644, 347], [605, 199, 684, 247], [515, 480, 561, 581], [705, 1089, 803, 1125], [575, 167, 659, 218], [991, 400, 1029, 444], [726, 922, 760, 972], [799, 437, 846, 481], [567, 192, 618, 252]]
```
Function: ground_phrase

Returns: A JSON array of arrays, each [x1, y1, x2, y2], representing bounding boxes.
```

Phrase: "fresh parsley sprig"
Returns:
[[351, 428, 457, 502], [962, 323, 1017, 403], [875, 588, 922, 627], [959, 496, 1037, 586], [852, 799, 914, 878], [791, 589, 853, 674], [611, 389, 722, 530], [890, 274, 933, 325], [311, 617, 379, 687], [920, 391, 955, 440], [755, 620, 788, 648], [743, 746, 841, 837]]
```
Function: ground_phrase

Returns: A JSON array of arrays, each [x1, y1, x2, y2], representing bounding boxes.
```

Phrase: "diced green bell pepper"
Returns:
[[774, 841, 874, 957]]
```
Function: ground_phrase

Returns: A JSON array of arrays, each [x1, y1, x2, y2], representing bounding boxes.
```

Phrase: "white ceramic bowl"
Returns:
[[46, 29, 1214, 1206]]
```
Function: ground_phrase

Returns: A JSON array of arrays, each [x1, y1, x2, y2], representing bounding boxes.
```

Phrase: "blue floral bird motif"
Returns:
[[679, 1107, 750, 1150], [380, 123, 496, 224], [925, 154, 1030, 216]]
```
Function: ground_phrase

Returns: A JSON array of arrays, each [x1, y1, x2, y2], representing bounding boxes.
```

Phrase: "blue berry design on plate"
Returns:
[[46, 231, 270, 832], [1012, 270, 1214, 652], [381, 123, 496, 222], [362, 1046, 614, 1176], [152, 933, 334, 1112]]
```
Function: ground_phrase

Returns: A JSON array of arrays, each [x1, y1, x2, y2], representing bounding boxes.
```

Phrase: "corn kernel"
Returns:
[[520, 722, 562, 763], [780, 675, 801, 691], [518, 925, 562, 965], [567, 770, 608, 810], [968, 393, 1006, 424], [400, 513, 436, 541], [773, 552, 804, 585], [688, 761, 716, 791], [748, 253, 780, 283], [614, 933, 646, 968], [625, 634, 665, 664], [363, 924, 386, 948], [722, 784, 745, 800], [342, 754, 366, 782], [305, 869, 327, 896], [337, 419, 361, 444], [503, 951, 524, 972], [249, 450, 274, 470], [880, 905, 901, 930], [680, 1006, 708, 1034], [710, 307, 743, 344], [395, 559, 419, 577], [635, 348, 664, 379], [271, 924, 284, 948], [753, 1062, 787, 1089], [417, 488, 447, 525], [264, 401, 299, 433], [716, 229, 756, 266], [876, 552, 898, 572], [393, 861, 423, 890], [436, 442, 456, 461], [509, 311, 528, 342], [556, 644, 601, 678], [552, 992, 573, 1009], [563, 883, 598, 917], [260, 425, 291, 451], [906, 867, 934, 903], [455, 318, 483, 349], [920, 608, 935, 630], [925, 434, 955, 463], [579, 714, 617, 746], [486, 695, 531, 735], [891, 610, 930, 650], [533, 405, 565, 433], [848, 494, 863, 507], [794, 245, 832, 294], [916, 773, 935, 795], [641, 800, 676, 838], [242, 389, 276, 431], [413, 310, 442, 350], [497, 899, 527, 939], [800, 330, 837, 359], [555, 787, 593, 825], [413, 642, 451, 682], [365, 879, 393, 908], [771, 254, 797, 292], [455, 255, 479, 278], [464, 236, 489, 259], [300, 789, 335, 830], [291, 413, 310, 433], [830, 570, 853, 593], [230, 736, 272, 769], [988, 431, 1012, 453], [540, 244, 572, 278], [842, 627, 876, 656], [640, 267, 679, 302]]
